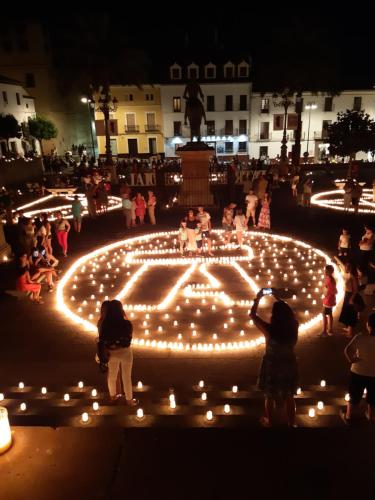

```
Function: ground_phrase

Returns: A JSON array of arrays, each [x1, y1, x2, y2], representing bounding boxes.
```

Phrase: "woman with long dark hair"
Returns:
[[250, 288, 299, 427], [97, 300, 137, 405]]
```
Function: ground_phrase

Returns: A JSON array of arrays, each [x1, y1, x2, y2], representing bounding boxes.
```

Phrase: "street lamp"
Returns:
[[305, 103, 317, 162], [80, 97, 96, 161], [273, 90, 295, 164]]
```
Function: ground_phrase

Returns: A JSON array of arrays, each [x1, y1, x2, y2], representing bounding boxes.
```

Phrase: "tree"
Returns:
[[0, 114, 21, 150], [328, 110, 375, 160], [28, 116, 58, 156]]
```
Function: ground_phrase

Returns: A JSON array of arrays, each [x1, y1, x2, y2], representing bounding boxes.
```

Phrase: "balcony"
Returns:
[[125, 125, 140, 133], [145, 124, 161, 133]]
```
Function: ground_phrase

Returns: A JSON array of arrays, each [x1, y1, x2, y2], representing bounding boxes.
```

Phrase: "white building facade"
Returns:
[[160, 60, 252, 159], [0, 75, 38, 157], [249, 90, 375, 162]]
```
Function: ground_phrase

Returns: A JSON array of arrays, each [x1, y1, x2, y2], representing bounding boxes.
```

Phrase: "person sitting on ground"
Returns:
[[16, 263, 42, 303], [97, 300, 137, 405], [250, 288, 299, 428], [344, 312, 375, 423], [28, 242, 58, 291], [320, 264, 337, 337]]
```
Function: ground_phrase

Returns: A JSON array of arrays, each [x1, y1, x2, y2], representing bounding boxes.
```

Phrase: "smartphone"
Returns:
[[262, 288, 273, 295]]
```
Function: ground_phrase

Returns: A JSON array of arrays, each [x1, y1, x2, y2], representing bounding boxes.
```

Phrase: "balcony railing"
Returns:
[[125, 125, 140, 133], [145, 124, 161, 133]]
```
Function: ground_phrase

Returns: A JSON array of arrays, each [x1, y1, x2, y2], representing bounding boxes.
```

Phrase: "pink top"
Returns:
[[135, 197, 146, 216], [323, 276, 337, 307]]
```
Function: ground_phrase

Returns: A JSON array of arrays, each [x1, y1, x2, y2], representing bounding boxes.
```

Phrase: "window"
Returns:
[[207, 95, 215, 112], [173, 121, 182, 136], [206, 121, 215, 135], [273, 114, 284, 130], [259, 146, 268, 157], [225, 120, 233, 135], [239, 119, 247, 135], [206, 66, 215, 78], [238, 142, 247, 152], [261, 98, 269, 113], [125, 94, 133, 101], [353, 96, 362, 111], [171, 68, 181, 79], [145, 93, 154, 101], [322, 120, 331, 139], [239, 66, 248, 77], [324, 97, 333, 112], [25, 73, 35, 88], [287, 113, 298, 130], [148, 138, 157, 155], [225, 141, 233, 153], [225, 95, 233, 111], [239, 95, 247, 111], [2, 91, 8, 104], [128, 138, 138, 156], [225, 66, 234, 79], [189, 67, 198, 79], [109, 120, 118, 135], [16, 93, 21, 105], [260, 122, 269, 140], [173, 97, 181, 112]]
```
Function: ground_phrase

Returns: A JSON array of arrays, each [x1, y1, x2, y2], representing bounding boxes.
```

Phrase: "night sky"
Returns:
[[14, 2, 375, 91]]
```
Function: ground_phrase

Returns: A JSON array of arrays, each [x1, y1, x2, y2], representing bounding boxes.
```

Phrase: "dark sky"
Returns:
[[27, 2, 375, 90]]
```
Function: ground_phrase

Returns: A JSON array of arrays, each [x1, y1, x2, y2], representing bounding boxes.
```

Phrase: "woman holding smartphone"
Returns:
[[250, 288, 299, 428]]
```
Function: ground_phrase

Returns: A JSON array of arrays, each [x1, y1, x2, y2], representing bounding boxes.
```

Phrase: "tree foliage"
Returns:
[[328, 110, 375, 158], [28, 116, 58, 155], [0, 114, 21, 145]]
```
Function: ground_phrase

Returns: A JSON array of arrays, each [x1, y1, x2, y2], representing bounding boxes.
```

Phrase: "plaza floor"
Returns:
[[1, 183, 375, 499]]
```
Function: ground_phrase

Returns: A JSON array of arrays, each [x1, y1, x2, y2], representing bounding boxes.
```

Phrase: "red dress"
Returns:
[[135, 197, 146, 217], [17, 273, 40, 293]]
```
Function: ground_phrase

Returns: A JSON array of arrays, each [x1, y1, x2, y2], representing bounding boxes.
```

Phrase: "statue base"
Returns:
[[177, 142, 214, 207]]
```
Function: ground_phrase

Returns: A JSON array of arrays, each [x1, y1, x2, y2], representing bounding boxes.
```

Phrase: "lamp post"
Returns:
[[305, 103, 317, 162], [273, 91, 295, 166], [80, 97, 96, 161]]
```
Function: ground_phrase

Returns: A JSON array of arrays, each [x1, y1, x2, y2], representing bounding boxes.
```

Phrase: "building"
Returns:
[[249, 90, 375, 162], [160, 59, 252, 159], [0, 20, 93, 155], [0, 74, 38, 157], [94, 85, 165, 158]]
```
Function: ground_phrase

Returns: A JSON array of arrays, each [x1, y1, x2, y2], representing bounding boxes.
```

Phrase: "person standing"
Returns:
[[222, 203, 236, 244], [135, 192, 146, 225], [178, 220, 188, 255], [122, 193, 132, 229], [257, 193, 271, 230], [338, 261, 359, 338], [54, 211, 71, 257], [97, 300, 137, 405], [71, 195, 83, 233], [250, 289, 299, 428], [196, 205, 213, 256], [351, 181, 362, 215], [86, 183, 97, 218], [147, 190, 157, 225], [233, 208, 247, 247], [245, 190, 258, 228], [344, 312, 375, 422], [338, 228, 351, 259], [185, 209, 197, 257], [359, 224, 374, 268], [320, 264, 337, 337]]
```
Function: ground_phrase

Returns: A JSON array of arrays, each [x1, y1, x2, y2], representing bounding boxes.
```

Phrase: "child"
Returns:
[[233, 208, 247, 247], [178, 221, 188, 255], [195, 222, 203, 255], [320, 264, 337, 337], [338, 228, 351, 258]]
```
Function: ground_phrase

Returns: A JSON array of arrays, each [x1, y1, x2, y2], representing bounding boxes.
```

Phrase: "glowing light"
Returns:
[[64, 393, 70, 402], [20, 403, 27, 412], [308, 408, 315, 418], [93, 402, 99, 411], [137, 408, 144, 419], [81, 412, 89, 423], [317, 401, 324, 410], [78, 381, 84, 389], [0, 407, 12, 454], [320, 380, 326, 387], [41, 387, 47, 395], [18, 382, 24, 389], [206, 410, 213, 421], [224, 404, 231, 414]]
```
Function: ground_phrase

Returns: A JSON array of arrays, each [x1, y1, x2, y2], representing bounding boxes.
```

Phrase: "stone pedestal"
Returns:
[[177, 143, 214, 207], [0, 222, 11, 262]]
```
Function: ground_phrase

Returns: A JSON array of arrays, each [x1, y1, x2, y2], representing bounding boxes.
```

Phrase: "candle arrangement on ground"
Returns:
[[311, 188, 374, 214], [56, 230, 345, 353]]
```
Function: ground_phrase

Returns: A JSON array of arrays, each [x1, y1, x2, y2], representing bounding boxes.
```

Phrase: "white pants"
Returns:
[[107, 347, 133, 399]]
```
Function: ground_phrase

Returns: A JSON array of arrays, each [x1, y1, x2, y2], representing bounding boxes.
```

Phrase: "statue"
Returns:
[[183, 79, 207, 142]]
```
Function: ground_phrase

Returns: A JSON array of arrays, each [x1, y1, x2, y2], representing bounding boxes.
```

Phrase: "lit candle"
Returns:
[[137, 408, 144, 419], [206, 410, 213, 421], [344, 393, 350, 402], [81, 412, 89, 423], [199, 380, 204, 388], [0, 394, 4, 401], [296, 387, 302, 395], [317, 401, 324, 410], [0, 407, 12, 453], [41, 387, 47, 395], [201, 392, 207, 401], [92, 402, 99, 411], [64, 393, 70, 402], [91, 389, 97, 397], [320, 380, 326, 387], [20, 402, 27, 412], [78, 381, 84, 389], [137, 381, 143, 389], [224, 404, 231, 414], [308, 408, 315, 418], [18, 382, 24, 389], [232, 385, 238, 394]]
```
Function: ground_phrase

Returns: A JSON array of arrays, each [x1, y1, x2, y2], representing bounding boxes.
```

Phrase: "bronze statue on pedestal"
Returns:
[[183, 79, 207, 142]]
